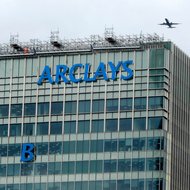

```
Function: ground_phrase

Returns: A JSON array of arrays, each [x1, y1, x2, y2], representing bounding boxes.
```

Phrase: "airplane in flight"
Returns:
[[159, 18, 180, 28]]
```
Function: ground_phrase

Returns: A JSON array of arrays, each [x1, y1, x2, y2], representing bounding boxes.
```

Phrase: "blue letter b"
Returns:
[[20, 143, 35, 162]]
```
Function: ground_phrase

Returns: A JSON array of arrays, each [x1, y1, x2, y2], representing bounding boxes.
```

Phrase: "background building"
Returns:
[[0, 30, 189, 190]]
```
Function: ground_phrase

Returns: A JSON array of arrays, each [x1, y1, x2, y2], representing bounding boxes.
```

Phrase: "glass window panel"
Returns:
[[50, 122, 62, 135], [11, 104, 22, 117], [92, 99, 104, 113], [104, 140, 117, 152], [106, 99, 118, 112], [104, 160, 117, 172], [7, 164, 20, 176], [64, 121, 76, 134], [62, 161, 75, 174], [78, 120, 90, 133], [21, 163, 33, 176], [63, 141, 76, 154], [8, 144, 21, 156], [49, 142, 62, 154], [48, 162, 62, 175], [120, 98, 132, 110], [133, 138, 146, 151], [7, 184, 19, 190], [51, 102, 63, 115], [37, 102, 49, 116], [134, 97, 146, 110], [23, 123, 35, 136], [37, 122, 49, 135], [24, 103, 36, 116], [20, 184, 33, 190], [65, 101, 77, 114], [90, 160, 102, 173], [119, 139, 132, 151], [134, 118, 146, 131], [106, 119, 118, 132], [0, 165, 6, 176], [0, 124, 8, 137], [10, 124, 21, 136], [118, 159, 131, 172], [149, 96, 163, 109], [132, 158, 145, 171], [120, 118, 132, 131], [76, 140, 89, 153], [34, 183, 46, 190], [0, 104, 9, 118], [78, 100, 90, 113], [36, 143, 48, 155], [0, 144, 7, 157], [34, 163, 47, 175], [149, 48, 164, 68], [90, 140, 103, 152], [148, 117, 162, 129], [91, 120, 104, 133]]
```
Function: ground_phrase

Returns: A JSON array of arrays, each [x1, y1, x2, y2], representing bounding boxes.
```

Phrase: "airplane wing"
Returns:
[[159, 23, 167, 25], [171, 22, 180, 25]]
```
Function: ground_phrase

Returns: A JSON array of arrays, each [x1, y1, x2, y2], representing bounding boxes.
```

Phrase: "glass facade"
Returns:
[[0, 42, 171, 190]]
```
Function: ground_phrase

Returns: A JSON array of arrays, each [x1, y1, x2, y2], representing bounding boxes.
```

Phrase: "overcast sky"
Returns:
[[0, 0, 190, 55]]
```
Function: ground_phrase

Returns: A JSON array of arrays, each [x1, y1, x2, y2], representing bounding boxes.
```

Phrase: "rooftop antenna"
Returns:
[[10, 34, 23, 51], [50, 30, 63, 48], [104, 27, 116, 44]]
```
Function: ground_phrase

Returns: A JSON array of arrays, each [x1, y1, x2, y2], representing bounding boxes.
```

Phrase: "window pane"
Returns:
[[120, 98, 132, 110], [119, 139, 132, 151], [148, 117, 162, 129], [38, 102, 49, 116], [133, 138, 146, 151], [91, 120, 104, 133], [34, 163, 47, 175], [78, 120, 90, 133], [92, 99, 104, 113], [36, 143, 48, 155], [37, 122, 49, 135], [21, 163, 33, 176], [8, 144, 21, 156], [0, 104, 9, 118], [50, 122, 62, 135], [106, 119, 117, 132], [48, 162, 62, 175], [120, 118, 132, 131], [134, 97, 146, 110], [11, 104, 22, 117], [10, 124, 21, 136], [134, 118, 146, 131], [23, 123, 35, 136], [149, 96, 163, 109], [7, 164, 20, 176], [49, 142, 62, 155], [65, 101, 76, 114], [24, 103, 36, 116], [51, 102, 63, 115], [64, 121, 76, 134], [78, 100, 90, 113], [0, 124, 8, 137], [0, 144, 7, 157], [106, 99, 118, 112]]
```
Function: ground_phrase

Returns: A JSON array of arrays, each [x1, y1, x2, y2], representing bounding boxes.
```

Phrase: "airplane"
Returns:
[[159, 18, 180, 28]]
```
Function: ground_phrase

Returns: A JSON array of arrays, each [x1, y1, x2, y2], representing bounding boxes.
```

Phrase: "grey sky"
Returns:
[[0, 0, 190, 54]]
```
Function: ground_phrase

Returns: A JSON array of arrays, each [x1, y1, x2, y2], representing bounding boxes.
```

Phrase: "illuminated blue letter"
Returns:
[[108, 61, 122, 80], [55, 65, 69, 84], [69, 64, 83, 83], [20, 143, 35, 162], [121, 60, 133, 80], [84, 64, 95, 82], [37, 66, 54, 85], [93, 62, 108, 81]]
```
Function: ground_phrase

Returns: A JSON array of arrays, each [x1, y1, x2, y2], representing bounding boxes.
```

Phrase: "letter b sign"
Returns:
[[20, 143, 35, 162]]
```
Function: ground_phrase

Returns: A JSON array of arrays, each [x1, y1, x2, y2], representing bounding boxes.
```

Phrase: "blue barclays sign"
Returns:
[[37, 60, 133, 85], [20, 143, 36, 162]]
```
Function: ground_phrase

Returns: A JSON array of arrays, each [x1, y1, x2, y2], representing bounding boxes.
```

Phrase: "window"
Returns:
[[49, 142, 62, 154], [132, 158, 145, 171], [34, 163, 47, 175], [134, 97, 146, 110], [149, 96, 163, 109], [38, 102, 49, 116], [104, 140, 117, 152], [37, 122, 49, 135], [7, 164, 20, 176], [0, 144, 7, 157], [24, 103, 35, 116], [0, 104, 9, 118], [118, 160, 131, 172], [23, 123, 35, 136], [92, 99, 104, 113], [104, 160, 117, 172], [120, 98, 132, 110], [10, 124, 21, 136], [133, 138, 146, 151], [91, 120, 104, 133], [147, 137, 164, 150], [119, 118, 132, 131], [134, 118, 146, 131], [106, 99, 118, 112], [76, 140, 89, 153], [65, 101, 76, 114], [64, 121, 76, 134], [62, 162, 75, 174], [0, 124, 8, 137], [63, 141, 76, 154], [48, 162, 62, 175], [50, 122, 62, 135], [146, 157, 163, 171], [11, 104, 22, 117], [119, 139, 132, 151], [76, 161, 88, 174], [90, 140, 103, 152], [90, 160, 102, 173], [149, 48, 164, 68], [78, 100, 90, 113], [106, 119, 118, 132], [21, 163, 33, 176], [36, 143, 48, 155], [51, 102, 63, 115], [8, 144, 20, 156], [78, 120, 90, 133], [0, 165, 6, 176], [148, 117, 163, 129]]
